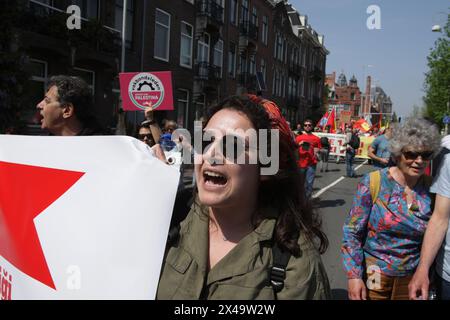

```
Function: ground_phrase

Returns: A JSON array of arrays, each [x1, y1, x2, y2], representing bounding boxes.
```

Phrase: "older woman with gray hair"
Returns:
[[342, 117, 441, 300]]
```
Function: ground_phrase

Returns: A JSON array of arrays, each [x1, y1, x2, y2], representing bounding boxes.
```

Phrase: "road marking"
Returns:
[[312, 160, 368, 199]]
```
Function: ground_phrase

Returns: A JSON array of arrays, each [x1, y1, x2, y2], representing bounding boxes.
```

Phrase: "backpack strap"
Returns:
[[369, 170, 381, 203], [270, 234, 292, 298]]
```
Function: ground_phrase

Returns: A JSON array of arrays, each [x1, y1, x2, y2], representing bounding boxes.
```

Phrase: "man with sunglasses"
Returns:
[[138, 103, 162, 148], [295, 119, 322, 199]]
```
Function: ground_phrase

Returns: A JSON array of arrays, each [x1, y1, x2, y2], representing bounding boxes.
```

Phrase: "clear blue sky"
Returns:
[[290, 0, 449, 119]]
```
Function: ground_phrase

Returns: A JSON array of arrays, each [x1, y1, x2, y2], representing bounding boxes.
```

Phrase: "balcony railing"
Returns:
[[196, 0, 224, 25], [238, 73, 257, 89], [239, 20, 258, 41], [195, 62, 221, 81]]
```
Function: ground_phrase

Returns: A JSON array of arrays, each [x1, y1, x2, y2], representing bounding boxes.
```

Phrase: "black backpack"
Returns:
[[166, 190, 292, 298], [320, 136, 330, 149], [349, 134, 360, 149]]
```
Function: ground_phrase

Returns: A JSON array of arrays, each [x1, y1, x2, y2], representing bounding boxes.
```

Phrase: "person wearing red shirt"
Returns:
[[295, 119, 322, 199]]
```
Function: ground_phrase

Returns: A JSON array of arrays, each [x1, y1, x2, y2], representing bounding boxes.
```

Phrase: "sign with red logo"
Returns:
[[119, 72, 174, 111]]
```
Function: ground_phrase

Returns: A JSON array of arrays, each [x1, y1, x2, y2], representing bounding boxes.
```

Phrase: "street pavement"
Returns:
[[312, 157, 374, 300]]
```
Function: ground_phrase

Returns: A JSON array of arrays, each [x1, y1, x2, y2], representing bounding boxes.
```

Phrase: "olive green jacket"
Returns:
[[157, 206, 331, 300]]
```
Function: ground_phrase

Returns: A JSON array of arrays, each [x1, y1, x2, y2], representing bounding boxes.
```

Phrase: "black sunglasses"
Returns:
[[199, 134, 252, 162], [138, 133, 153, 140], [402, 150, 433, 161]]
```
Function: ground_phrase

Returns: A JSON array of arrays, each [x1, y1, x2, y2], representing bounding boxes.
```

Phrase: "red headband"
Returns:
[[247, 94, 296, 169]]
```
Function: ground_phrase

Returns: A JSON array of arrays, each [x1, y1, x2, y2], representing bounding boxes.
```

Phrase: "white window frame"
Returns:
[[197, 32, 210, 63], [180, 21, 193, 68], [260, 58, 266, 83], [213, 39, 224, 78], [241, 0, 249, 24], [230, 0, 238, 26], [251, 6, 258, 26], [195, 94, 206, 120], [29, 58, 48, 83], [73, 66, 95, 95], [154, 8, 171, 62], [249, 54, 256, 75], [262, 16, 268, 45], [178, 89, 190, 127]]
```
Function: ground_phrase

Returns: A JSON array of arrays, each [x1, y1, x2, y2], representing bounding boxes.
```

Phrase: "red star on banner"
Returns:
[[0, 161, 85, 290]]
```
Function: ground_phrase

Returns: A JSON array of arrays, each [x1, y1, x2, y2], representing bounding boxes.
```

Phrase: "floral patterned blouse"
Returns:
[[341, 168, 433, 278]]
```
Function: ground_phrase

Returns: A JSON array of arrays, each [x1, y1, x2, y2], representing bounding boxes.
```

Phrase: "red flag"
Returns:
[[325, 108, 336, 133], [317, 111, 329, 129], [354, 118, 371, 133]]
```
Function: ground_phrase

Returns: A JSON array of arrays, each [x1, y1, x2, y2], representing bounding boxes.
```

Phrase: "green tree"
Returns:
[[424, 12, 450, 130], [391, 111, 398, 122]]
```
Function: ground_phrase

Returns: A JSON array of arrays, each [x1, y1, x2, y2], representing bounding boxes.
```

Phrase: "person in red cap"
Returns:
[[157, 95, 330, 299], [295, 119, 322, 199]]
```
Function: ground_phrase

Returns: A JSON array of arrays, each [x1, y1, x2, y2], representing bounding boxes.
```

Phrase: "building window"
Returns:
[[300, 76, 305, 97], [71, 67, 95, 94], [251, 6, 258, 27], [25, 59, 47, 123], [180, 21, 193, 68], [177, 89, 189, 128], [260, 58, 266, 83], [241, 0, 249, 24], [262, 16, 268, 45], [213, 39, 224, 78], [228, 43, 236, 78], [197, 33, 210, 63], [275, 33, 283, 61], [249, 55, 256, 75], [115, 0, 134, 45], [288, 77, 293, 99], [154, 8, 171, 61], [230, 0, 238, 25], [273, 69, 281, 96], [197, 33, 210, 78], [72, 0, 99, 19], [195, 94, 206, 120], [239, 54, 247, 75]]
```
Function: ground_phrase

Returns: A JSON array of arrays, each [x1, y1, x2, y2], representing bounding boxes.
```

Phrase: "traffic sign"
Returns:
[[443, 115, 450, 124]]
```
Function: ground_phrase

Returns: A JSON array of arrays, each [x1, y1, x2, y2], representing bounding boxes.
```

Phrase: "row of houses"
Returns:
[[15, 0, 329, 134]]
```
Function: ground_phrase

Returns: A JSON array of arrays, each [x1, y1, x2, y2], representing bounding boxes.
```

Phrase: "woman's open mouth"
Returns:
[[203, 170, 228, 186]]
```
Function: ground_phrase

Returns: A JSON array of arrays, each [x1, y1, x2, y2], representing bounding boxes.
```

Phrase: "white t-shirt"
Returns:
[[430, 153, 450, 282]]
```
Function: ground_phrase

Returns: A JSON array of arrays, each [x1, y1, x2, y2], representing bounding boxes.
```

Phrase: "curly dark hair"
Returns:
[[202, 95, 328, 256], [48, 75, 98, 128]]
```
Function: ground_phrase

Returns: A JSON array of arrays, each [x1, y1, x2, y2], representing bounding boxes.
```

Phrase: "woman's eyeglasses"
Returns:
[[138, 134, 153, 140], [402, 150, 433, 161], [200, 134, 254, 162]]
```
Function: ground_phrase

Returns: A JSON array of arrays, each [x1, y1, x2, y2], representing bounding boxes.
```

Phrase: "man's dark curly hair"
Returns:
[[47, 75, 94, 124]]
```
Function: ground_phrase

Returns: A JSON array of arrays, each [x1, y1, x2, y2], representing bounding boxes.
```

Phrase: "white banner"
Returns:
[[313, 133, 347, 157], [0, 135, 180, 300]]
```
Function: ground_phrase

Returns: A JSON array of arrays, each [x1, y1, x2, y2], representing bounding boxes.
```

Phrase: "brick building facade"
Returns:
[[14, 0, 328, 134]]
